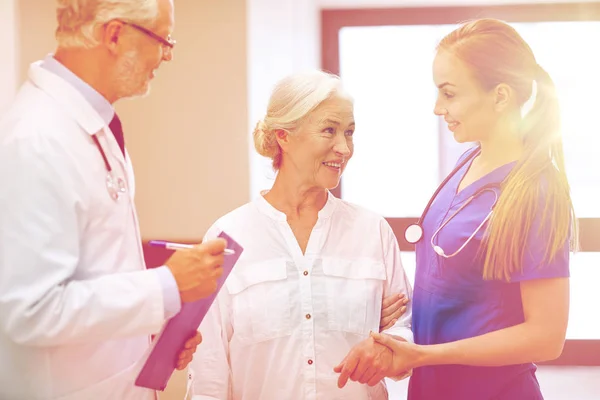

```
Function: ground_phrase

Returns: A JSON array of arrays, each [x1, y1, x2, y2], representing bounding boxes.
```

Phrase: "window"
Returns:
[[339, 21, 600, 218], [323, 3, 600, 358]]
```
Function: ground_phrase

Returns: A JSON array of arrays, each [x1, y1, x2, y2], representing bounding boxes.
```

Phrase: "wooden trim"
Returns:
[[577, 218, 600, 252], [386, 218, 419, 251], [141, 237, 599, 366], [321, 3, 600, 76], [322, 6, 600, 364], [321, 11, 341, 76], [141, 218, 599, 266], [387, 218, 600, 252], [322, 3, 600, 31], [383, 217, 600, 366], [142, 239, 197, 268], [541, 340, 600, 366]]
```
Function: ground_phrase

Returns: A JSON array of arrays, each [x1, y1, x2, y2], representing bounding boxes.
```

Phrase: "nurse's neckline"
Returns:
[[455, 154, 517, 197]]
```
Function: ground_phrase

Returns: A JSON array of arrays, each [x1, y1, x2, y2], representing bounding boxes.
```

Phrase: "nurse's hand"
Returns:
[[380, 293, 409, 331], [369, 331, 420, 376], [333, 336, 393, 388], [166, 238, 227, 303], [175, 331, 203, 370]]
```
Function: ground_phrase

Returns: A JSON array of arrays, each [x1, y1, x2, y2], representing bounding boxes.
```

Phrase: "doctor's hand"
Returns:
[[166, 238, 227, 303], [380, 293, 409, 331], [175, 331, 203, 370], [334, 336, 394, 388]]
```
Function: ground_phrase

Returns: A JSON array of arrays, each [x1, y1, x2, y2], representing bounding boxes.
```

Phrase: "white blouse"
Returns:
[[191, 192, 413, 400]]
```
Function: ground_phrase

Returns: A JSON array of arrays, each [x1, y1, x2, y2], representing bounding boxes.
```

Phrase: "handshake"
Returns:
[[164, 238, 229, 303], [334, 332, 415, 388]]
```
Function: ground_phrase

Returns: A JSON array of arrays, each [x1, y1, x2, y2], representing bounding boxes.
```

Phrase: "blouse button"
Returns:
[[305, 314, 311, 320], [308, 359, 313, 365], [303, 271, 308, 276]]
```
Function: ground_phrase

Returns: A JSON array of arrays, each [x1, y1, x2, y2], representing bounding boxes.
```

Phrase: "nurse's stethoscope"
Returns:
[[91, 134, 127, 201], [405, 146, 500, 258]]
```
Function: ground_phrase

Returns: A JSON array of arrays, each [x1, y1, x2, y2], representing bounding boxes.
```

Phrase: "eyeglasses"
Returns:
[[116, 20, 176, 56]]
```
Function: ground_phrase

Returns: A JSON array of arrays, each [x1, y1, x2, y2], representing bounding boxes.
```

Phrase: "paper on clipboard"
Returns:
[[135, 231, 243, 391]]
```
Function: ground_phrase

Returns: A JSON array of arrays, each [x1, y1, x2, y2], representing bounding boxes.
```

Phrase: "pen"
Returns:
[[149, 240, 235, 255]]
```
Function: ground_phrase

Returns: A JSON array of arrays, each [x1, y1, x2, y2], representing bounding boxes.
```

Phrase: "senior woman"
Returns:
[[189, 70, 412, 400]]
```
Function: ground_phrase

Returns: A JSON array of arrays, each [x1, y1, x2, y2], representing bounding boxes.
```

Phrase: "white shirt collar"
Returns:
[[40, 54, 115, 125], [254, 190, 338, 222]]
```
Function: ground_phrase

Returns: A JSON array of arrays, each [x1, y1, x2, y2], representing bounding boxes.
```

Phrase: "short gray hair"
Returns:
[[55, 0, 159, 48], [253, 70, 352, 170]]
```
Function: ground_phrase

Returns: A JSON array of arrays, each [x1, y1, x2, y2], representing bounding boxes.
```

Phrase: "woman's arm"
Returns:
[[379, 219, 414, 341], [380, 293, 409, 331], [334, 220, 415, 388], [372, 277, 569, 374]]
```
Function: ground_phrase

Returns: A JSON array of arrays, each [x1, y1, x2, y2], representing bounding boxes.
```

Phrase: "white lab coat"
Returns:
[[0, 62, 166, 399]]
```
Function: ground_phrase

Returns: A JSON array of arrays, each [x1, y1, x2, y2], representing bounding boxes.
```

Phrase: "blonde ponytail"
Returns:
[[439, 19, 577, 281]]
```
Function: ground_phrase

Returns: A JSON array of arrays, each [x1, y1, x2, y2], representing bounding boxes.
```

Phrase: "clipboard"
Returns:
[[135, 231, 243, 391]]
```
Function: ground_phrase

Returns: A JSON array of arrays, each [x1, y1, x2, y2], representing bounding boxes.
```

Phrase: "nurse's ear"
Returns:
[[101, 20, 126, 55], [492, 83, 515, 113]]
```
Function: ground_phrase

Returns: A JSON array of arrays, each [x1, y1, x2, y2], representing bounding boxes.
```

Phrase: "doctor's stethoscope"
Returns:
[[91, 134, 127, 201], [404, 146, 501, 258]]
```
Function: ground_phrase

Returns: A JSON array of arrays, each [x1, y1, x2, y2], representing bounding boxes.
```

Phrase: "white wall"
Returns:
[[118, 0, 250, 239], [13, 0, 250, 240], [0, 0, 17, 113], [247, 0, 320, 197]]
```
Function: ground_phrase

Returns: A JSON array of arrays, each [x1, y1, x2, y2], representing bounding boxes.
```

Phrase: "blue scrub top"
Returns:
[[409, 146, 570, 400]]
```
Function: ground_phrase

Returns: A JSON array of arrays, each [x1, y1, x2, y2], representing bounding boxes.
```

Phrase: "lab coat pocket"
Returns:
[[225, 259, 292, 344], [322, 258, 386, 336]]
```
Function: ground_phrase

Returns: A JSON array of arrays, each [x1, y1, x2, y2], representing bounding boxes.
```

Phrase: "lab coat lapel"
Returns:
[[29, 61, 145, 268], [29, 62, 129, 176], [27, 62, 105, 135]]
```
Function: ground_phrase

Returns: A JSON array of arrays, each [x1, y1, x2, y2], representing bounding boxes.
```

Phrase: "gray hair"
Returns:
[[55, 0, 159, 48], [253, 70, 351, 170]]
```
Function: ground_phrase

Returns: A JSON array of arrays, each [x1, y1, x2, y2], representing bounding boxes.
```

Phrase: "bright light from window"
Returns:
[[512, 22, 600, 218], [339, 25, 453, 217], [339, 22, 600, 218], [340, 21, 600, 340]]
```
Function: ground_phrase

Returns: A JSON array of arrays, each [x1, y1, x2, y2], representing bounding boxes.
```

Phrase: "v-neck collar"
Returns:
[[452, 156, 517, 203]]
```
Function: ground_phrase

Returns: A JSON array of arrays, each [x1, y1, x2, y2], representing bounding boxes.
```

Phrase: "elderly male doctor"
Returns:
[[0, 0, 226, 399]]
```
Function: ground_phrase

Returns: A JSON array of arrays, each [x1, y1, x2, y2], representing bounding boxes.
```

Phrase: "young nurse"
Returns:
[[336, 18, 577, 400]]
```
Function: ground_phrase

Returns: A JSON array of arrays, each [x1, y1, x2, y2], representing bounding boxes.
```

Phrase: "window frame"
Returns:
[[322, 2, 600, 366]]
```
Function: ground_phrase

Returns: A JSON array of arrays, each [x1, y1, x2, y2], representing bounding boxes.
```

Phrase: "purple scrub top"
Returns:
[[409, 146, 570, 400]]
